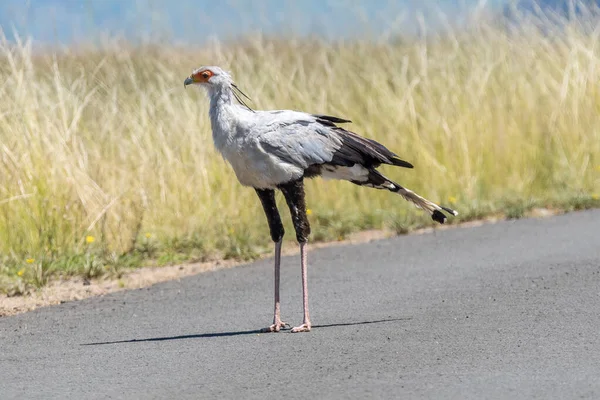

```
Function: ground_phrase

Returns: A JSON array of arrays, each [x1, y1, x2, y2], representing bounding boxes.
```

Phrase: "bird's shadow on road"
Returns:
[[80, 317, 412, 346]]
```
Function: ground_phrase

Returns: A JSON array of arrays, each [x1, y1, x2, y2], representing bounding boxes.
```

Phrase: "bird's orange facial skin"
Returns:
[[192, 69, 214, 83]]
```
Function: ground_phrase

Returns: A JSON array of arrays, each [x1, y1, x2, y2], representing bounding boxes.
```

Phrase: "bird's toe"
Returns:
[[261, 321, 289, 333], [291, 323, 311, 333]]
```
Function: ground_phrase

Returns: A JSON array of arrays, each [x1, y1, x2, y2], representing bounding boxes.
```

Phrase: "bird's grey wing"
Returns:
[[258, 118, 340, 169], [258, 111, 413, 170]]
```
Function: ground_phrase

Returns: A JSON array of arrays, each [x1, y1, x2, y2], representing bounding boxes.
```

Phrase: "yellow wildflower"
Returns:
[[17, 268, 25, 277], [86, 235, 95, 244], [25, 258, 35, 264], [145, 233, 152, 238], [448, 196, 457, 204], [228, 228, 235, 235], [596, 165, 600, 172], [306, 209, 313, 216], [592, 194, 600, 200]]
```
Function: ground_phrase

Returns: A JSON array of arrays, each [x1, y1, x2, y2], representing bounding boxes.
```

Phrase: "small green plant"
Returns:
[[31, 259, 50, 289], [503, 198, 537, 220]]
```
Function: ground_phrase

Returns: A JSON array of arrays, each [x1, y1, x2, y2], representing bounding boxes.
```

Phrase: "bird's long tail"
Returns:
[[355, 169, 458, 224], [390, 184, 458, 224]]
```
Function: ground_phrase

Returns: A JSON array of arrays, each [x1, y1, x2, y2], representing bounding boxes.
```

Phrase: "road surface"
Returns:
[[1, 210, 600, 399]]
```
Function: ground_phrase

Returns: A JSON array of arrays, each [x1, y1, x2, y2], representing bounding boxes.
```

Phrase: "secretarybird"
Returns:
[[184, 66, 457, 333]]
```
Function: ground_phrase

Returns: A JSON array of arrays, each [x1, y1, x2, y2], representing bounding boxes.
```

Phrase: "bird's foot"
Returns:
[[261, 321, 289, 333], [291, 323, 311, 333]]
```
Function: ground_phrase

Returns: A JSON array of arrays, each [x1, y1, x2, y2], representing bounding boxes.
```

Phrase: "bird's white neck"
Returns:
[[208, 85, 236, 127], [207, 84, 241, 151], [208, 84, 235, 111]]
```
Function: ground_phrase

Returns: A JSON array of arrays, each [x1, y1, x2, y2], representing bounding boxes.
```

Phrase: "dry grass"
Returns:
[[1, 12, 599, 294]]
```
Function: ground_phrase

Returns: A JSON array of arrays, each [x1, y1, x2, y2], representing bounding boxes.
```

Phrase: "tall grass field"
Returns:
[[1, 13, 599, 294]]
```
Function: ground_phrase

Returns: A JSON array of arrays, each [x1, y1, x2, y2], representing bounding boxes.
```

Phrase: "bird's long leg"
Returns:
[[279, 178, 312, 333], [255, 189, 288, 332], [270, 239, 285, 331], [297, 240, 310, 333]]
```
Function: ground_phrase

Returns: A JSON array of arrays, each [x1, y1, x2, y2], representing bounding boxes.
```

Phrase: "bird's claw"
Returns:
[[291, 323, 311, 333], [261, 321, 289, 333]]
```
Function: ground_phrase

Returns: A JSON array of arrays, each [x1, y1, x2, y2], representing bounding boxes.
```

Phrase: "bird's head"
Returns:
[[184, 66, 233, 91], [184, 65, 254, 110]]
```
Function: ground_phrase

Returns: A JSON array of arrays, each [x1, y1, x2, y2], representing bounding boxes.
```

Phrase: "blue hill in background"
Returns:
[[505, 0, 600, 19], [512, 0, 599, 13]]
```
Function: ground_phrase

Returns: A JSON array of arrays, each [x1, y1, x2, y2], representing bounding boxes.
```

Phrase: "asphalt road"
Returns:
[[1, 210, 600, 399]]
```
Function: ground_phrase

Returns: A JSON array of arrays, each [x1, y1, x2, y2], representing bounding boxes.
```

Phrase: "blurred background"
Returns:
[[1, 1, 591, 45], [2, 1, 505, 45], [1, 0, 599, 294]]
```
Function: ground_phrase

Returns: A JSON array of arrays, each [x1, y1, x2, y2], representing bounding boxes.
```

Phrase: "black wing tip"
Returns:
[[313, 114, 352, 124], [392, 158, 414, 168], [432, 207, 458, 224]]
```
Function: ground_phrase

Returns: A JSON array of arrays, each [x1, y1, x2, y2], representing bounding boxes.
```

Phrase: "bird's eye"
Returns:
[[192, 69, 214, 83]]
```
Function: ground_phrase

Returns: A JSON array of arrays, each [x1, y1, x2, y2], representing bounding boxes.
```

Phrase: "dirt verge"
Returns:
[[1, 209, 558, 317]]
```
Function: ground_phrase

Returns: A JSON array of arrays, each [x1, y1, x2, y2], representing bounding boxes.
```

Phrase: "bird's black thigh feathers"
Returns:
[[278, 178, 311, 243], [255, 188, 285, 242]]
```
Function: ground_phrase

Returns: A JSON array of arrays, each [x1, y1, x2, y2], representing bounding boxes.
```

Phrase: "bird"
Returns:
[[184, 66, 457, 333]]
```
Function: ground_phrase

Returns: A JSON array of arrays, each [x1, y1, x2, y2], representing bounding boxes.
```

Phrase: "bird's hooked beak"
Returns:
[[184, 76, 194, 88]]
